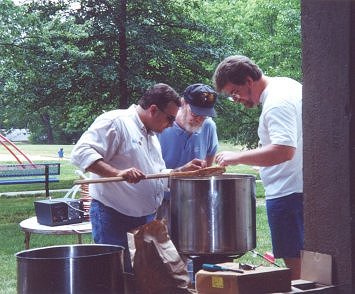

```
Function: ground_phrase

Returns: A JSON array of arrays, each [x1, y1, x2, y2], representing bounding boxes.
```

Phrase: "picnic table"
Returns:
[[19, 216, 92, 249]]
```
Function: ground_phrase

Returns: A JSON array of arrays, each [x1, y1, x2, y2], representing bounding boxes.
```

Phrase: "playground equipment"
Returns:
[[0, 132, 60, 197], [0, 133, 34, 165]]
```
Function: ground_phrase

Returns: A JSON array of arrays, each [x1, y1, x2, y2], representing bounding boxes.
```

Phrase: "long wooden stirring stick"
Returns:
[[73, 166, 226, 185]]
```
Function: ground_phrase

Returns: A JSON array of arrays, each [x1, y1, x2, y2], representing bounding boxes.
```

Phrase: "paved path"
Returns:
[[0, 189, 70, 197]]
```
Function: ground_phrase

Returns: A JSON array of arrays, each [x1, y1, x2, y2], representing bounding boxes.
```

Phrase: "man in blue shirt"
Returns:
[[157, 83, 219, 224], [157, 83, 219, 283]]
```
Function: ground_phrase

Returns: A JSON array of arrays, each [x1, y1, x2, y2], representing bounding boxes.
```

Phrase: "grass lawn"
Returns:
[[0, 142, 277, 293]]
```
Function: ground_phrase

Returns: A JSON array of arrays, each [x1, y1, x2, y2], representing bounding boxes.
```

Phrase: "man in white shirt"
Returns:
[[71, 83, 205, 272], [213, 55, 303, 280]]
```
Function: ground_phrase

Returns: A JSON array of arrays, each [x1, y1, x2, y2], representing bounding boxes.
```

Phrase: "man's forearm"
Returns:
[[86, 159, 120, 177]]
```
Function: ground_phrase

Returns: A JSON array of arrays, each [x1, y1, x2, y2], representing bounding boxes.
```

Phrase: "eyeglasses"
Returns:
[[231, 89, 240, 99], [227, 88, 242, 103], [157, 107, 175, 124], [188, 105, 206, 120], [190, 112, 206, 120]]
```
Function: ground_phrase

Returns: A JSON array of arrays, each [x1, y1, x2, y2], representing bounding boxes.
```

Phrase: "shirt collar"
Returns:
[[131, 104, 154, 136], [260, 85, 270, 105]]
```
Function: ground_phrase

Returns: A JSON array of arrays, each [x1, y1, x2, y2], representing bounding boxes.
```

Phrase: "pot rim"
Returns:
[[15, 244, 124, 260], [170, 173, 256, 181]]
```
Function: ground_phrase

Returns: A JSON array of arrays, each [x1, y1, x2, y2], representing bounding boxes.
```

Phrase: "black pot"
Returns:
[[16, 244, 124, 294]]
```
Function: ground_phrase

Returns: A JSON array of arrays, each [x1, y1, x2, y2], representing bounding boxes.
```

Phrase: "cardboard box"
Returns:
[[284, 250, 335, 293], [300, 250, 332, 286], [195, 262, 291, 294], [287, 280, 335, 293], [195, 251, 335, 294]]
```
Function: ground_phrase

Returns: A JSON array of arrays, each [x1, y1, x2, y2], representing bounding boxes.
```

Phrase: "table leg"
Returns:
[[24, 232, 31, 249], [77, 234, 82, 244]]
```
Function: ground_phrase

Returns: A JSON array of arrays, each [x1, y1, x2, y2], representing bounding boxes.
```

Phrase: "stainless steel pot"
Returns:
[[170, 174, 256, 256], [16, 244, 124, 294]]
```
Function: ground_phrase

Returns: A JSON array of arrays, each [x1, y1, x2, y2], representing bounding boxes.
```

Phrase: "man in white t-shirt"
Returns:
[[213, 55, 303, 280]]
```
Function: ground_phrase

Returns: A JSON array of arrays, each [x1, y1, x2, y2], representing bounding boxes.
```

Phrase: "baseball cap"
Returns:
[[183, 83, 217, 117]]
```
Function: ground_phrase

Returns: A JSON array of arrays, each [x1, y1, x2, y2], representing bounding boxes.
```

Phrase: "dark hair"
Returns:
[[212, 55, 263, 92], [138, 83, 181, 110]]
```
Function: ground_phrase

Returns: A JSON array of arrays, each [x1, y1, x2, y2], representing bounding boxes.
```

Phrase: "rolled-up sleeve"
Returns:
[[71, 118, 119, 171]]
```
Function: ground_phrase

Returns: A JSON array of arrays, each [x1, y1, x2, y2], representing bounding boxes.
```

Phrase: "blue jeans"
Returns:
[[90, 199, 156, 272], [266, 193, 304, 258]]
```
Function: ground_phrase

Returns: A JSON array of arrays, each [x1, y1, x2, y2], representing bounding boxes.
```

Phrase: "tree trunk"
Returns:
[[118, 0, 128, 109], [41, 113, 54, 144]]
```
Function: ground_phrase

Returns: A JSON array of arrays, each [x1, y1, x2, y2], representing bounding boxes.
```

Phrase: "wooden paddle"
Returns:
[[73, 166, 226, 185]]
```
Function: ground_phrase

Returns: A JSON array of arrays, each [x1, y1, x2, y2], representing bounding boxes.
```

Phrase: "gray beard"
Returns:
[[180, 109, 202, 133], [184, 123, 201, 133]]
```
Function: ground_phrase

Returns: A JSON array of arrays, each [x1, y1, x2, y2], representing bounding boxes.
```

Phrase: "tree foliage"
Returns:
[[0, 0, 301, 147], [192, 0, 301, 147]]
